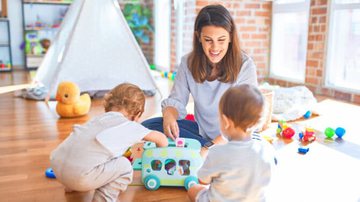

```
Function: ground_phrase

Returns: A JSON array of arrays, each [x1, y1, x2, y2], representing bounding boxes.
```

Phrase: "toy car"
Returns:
[[300, 127, 316, 142], [133, 138, 203, 191]]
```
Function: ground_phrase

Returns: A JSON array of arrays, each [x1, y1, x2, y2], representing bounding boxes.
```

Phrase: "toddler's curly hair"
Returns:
[[103, 83, 145, 120]]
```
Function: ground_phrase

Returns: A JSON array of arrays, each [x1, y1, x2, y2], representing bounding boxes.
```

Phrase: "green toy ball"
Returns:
[[324, 127, 335, 138]]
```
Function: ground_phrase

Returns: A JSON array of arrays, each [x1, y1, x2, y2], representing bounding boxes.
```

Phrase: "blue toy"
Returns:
[[335, 127, 346, 138], [45, 168, 56, 179], [303, 110, 312, 119], [298, 147, 309, 154], [133, 138, 203, 191]]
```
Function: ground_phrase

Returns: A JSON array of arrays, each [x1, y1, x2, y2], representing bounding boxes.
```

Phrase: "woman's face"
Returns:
[[199, 25, 230, 65]]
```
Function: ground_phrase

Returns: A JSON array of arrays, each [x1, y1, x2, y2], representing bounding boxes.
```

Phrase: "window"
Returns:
[[326, 1, 360, 91], [270, 0, 310, 82], [164, 159, 176, 175], [179, 160, 190, 176], [154, 0, 171, 70], [151, 160, 162, 171]]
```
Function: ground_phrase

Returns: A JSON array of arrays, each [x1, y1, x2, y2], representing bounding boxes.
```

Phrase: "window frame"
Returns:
[[325, 1, 360, 93], [269, 0, 311, 83]]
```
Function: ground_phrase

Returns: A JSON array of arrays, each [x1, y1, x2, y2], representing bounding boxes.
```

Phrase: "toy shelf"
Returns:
[[23, 0, 72, 5], [25, 27, 59, 31], [21, 0, 72, 69], [0, 18, 13, 72]]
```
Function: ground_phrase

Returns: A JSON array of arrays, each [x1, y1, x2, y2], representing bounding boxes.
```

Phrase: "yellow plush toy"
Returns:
[[55, 81, 91, 118]]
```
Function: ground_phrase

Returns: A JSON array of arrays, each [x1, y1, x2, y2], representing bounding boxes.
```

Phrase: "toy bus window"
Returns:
[[165, 159, 176, 175], [179, 160, 190, 176], [151, 160, 162, 171]]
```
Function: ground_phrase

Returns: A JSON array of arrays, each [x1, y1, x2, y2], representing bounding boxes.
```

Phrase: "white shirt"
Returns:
[[161, 53, 258, 140], [50, 112, 150, 176], [96, 113, 150, 156], [198, 135, 276, 202]]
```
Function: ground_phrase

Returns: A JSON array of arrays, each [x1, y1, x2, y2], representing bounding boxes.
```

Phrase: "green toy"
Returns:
[[324, 127, 335, 138], [25, 31, 43, 55], [133, 138, 203, 191]]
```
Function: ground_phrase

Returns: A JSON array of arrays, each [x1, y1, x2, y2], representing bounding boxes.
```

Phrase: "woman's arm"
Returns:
[[236, 53, 258, 86], [161, 56, 191, 139]]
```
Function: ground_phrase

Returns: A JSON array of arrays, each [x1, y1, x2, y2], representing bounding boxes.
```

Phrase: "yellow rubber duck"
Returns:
[[55, 81, 91, 118]]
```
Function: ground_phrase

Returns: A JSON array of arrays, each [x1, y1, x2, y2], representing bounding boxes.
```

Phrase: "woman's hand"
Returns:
[[163, 107, 180, 140], [212, 135, 228, 145]]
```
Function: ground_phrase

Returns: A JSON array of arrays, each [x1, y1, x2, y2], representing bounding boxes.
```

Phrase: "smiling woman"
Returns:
[[142, 4, 258, 146]]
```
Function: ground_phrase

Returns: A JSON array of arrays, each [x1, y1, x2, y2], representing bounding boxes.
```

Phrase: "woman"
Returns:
[[143, 4, 257, 147]]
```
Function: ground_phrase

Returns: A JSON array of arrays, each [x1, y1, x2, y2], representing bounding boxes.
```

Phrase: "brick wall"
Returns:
[[153, 0, 359, 104], [159, 0, 272, 77], [169, 0, 272, 79], [267, 0, 360, 104]]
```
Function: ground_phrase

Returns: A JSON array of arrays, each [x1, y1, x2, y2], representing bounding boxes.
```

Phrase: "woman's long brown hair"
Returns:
[[188, 4, 242, 83]]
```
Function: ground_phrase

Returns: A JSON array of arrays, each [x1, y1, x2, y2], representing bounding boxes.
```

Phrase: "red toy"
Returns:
[[303, 128, 316, 142], [185, 114, 195, 122], [277, 120, 295, 139], [282, 127, 295, 138]]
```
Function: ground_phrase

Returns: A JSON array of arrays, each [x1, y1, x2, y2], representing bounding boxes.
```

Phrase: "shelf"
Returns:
[[0, 68, 12, 72], [25, 27, 60, 31], [22, 0, 72, 70], [0, 17, 12, 73], [26, 54, 45, 57], [23, 0, 72, 5]]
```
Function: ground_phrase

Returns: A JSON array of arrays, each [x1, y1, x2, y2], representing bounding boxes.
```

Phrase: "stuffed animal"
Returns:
[[55, 81, 91, 118]]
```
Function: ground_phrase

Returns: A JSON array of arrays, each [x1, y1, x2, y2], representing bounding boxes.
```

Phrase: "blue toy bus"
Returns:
[[133, 138, 203, 191]]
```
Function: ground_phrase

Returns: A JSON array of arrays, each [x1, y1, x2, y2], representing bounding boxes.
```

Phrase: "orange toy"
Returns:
[[55, 81, 91, 118]]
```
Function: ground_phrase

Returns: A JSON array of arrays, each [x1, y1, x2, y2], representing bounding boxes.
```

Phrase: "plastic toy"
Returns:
[[335, 127, 346, 138], [185, 114, 195, 122], [299, 127, 316, 142], [176, 138, 185, 147], [45, 168, 56, 179], [324, 127, 335, 138], [56, 81, 91, 118], [25, 31, 43, 55], [123, 147, 133, 162], [298, 147, 309, 154], [325, 127, 346, 139], [133, 138, 203, 191], [277, 120, 295, 139], [303, 110, 312, 119], [160, 71, 177, 81]]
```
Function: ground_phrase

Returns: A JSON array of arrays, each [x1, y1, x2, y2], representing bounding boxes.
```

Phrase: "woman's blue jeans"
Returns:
[[142, 117, 207, 146]]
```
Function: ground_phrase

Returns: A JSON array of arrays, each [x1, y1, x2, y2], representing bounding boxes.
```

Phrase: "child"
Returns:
[[188, 84, 276, 202], [50, 83, 168, 202]]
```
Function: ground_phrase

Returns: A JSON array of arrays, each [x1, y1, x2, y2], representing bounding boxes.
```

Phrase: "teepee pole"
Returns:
[[45, 0, 87, 101]]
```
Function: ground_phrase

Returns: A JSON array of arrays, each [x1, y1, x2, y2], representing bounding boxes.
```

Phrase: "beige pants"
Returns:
[[56, 157, 133, 202], [91, 157, 133, 202]]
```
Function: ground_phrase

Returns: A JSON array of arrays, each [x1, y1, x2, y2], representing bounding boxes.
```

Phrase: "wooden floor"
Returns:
[[0, 70, 188, 202], [1, 70, 360, 202]]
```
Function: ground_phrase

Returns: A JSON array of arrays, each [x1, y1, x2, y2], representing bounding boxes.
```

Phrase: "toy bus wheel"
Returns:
[[184, 176, 198, 190], [144, 175, 160, 191]]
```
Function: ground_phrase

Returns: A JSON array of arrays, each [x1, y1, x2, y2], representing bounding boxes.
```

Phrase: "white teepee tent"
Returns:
[[25, 0, 158, 100]]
